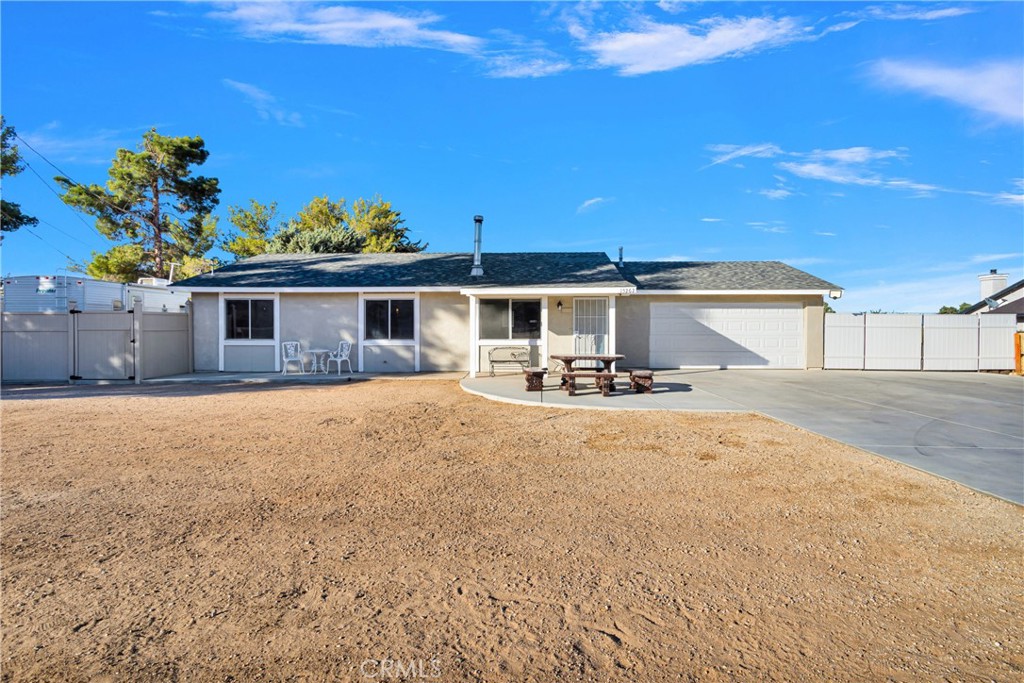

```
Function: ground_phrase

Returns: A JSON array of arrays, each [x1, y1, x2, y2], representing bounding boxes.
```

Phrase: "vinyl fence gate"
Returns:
[[71, 311, 135, 380]]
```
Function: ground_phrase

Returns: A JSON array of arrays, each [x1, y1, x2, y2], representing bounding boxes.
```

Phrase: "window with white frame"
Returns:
[[364, 299, 414, 340], [479, 299, 541, 339], [225, 299, 274, 340]]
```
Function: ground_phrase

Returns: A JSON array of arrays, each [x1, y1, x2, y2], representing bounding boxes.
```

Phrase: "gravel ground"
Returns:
[[2, 380, 1021, 682]]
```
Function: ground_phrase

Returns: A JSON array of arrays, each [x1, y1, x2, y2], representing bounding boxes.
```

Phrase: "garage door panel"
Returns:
[[649, 302, 805, 369]]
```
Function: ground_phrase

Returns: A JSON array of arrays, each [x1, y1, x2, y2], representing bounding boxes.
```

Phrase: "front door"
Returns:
[[573, 297, 608, 368]]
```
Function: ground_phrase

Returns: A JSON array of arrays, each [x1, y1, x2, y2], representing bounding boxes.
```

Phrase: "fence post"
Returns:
[[67, 304, 78, 383], [1015, 332, 1022, 376], [186, 300, 194, 373], [133, 298, 143, 384]]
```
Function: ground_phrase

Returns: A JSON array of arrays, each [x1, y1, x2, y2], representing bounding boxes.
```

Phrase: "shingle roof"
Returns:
[[617, 261, 841, 291], [961, 279, 1024, 314], [172, 252, 634, 289]]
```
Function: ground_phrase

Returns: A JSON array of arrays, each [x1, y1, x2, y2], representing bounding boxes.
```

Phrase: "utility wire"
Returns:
[[18, 158, 107, 240], [2, 213, 77, 261]]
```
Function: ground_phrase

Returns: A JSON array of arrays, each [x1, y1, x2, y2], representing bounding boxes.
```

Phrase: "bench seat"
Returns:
[[628, 369, 654, 393], [522, 367, 546, 392], [561, 371, 618, 397]]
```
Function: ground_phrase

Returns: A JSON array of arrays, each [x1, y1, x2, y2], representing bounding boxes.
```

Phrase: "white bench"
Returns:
[[488, 346, 531, 376]]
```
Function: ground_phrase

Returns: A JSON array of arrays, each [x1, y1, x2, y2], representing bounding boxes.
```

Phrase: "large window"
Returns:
[[365, 299, 414, 340], [480, 299, 541, 339], [226, 299, 274, 340]]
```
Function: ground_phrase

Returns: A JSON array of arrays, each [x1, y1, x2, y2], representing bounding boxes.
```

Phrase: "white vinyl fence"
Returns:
[[825, 313, 1016, 371], [1, 307, 192, 383]]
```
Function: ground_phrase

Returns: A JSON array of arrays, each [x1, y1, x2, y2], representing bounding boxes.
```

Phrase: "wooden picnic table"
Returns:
[[549, 354, 625, 373], [550, 354, 626, 396]]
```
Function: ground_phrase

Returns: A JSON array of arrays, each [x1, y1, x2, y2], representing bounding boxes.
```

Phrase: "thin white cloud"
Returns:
[[580, 15, 808, 76], [209, 2, 483, 54], [19, 122, 139, 164], [865, 5, 976, 21], [870, 59, 1024, 125], [700, 217, 723, 222], [704, 143, 784, 168], [713, 142, 1023, 206], [747, 221, 788, 233], [223, 79, 304, 127], [656, 1, 691, 15], [837, 271, 987, 314], [807, 146, 905, 164], [778, 161, 880, 186], [485, 55, 571, 78], [969, 252, 1022, 264], [577, 197, 611, 213], [783, 257, 829, 267], [815, 231, 837, 237]]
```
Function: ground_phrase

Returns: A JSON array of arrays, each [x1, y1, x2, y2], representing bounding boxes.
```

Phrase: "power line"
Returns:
[[18, 157, 107, 240], [2, 214, 77, 261]]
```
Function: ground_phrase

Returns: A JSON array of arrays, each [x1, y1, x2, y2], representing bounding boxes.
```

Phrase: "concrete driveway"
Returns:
[[677, 370, 1023, 505]]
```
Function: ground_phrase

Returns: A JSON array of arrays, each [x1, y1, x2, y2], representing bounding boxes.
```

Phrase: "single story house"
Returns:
[[173, 244, 842, 377]]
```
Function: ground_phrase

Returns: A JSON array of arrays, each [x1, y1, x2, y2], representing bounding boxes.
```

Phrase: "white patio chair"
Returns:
[[326, 340, 353, 374], [281, 340, 306, 374]]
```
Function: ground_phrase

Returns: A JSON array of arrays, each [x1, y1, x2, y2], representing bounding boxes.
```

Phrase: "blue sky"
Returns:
[[1, 1, 1021, 312]]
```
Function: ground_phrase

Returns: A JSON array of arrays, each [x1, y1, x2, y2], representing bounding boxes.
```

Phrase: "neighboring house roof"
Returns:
[[617, 260, 841, 291], [172, 252, 634, 290], [961, 279, 1024, 314], [982, 297, 1024, 316]]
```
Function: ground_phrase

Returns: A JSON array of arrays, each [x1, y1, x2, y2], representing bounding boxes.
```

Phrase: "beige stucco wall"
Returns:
[[615, 295, 651, 369], [280, 293, 358, 351], [363, 345, 415, 373], [192, 293, 219, 372], [804, 300, 825, 369], [545, 296, 575, 361], [420, 292, 469, 371], [224, 345, 275, 372]]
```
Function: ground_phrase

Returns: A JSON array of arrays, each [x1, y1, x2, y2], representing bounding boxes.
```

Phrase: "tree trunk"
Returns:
[[151, 180, 163, 279]]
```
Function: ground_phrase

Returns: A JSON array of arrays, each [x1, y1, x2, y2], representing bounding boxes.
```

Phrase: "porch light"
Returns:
[[829, 289, 842, 300], [557, 300, 563, 311]]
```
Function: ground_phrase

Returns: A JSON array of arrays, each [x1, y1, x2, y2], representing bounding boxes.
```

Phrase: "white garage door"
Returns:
[[650, 303, 805, 369]]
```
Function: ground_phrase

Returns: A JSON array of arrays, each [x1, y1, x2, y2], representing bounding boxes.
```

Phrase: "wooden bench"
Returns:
[[628, 369, 654, 393], [562, 371, 618, 397], [522, 367, 546, 392], [488, 346, 531, 376]]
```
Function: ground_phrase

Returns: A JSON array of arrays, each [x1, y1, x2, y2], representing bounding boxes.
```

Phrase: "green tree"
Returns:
[[76, 244, 148, 282], [222, 200, 278, 259], [348, 195, 426, 253], [938, 302, 972, 314], [823, 301, 836, 313], [1, 117, 38, 233], [266, 195, 364, 254], [56, 128, 220, 281]]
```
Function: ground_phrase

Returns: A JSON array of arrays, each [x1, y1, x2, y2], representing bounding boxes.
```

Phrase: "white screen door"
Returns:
[[573, 298, 608, 368]]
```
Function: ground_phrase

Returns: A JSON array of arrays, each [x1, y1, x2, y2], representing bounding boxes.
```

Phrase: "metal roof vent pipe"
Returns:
[[470, 215, 484, 277], [618, 246, 624, 267]]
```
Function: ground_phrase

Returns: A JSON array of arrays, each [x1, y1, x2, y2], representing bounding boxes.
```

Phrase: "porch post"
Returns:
[[608, 295, 617, 355], [468, 295, 478, 378], [540, 297, 548, 370]]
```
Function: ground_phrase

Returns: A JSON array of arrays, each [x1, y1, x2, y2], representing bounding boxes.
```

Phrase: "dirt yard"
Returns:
[[1, 380, 1021, 682]]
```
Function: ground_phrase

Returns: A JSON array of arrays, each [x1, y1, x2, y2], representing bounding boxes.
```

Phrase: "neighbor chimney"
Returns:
[[979, 269, 1007, 300], [618, 246, 624, 267], [470, 215, 484, 277]]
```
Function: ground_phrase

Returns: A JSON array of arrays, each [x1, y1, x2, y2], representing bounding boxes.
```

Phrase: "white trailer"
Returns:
[[1, 275, 190, 313]]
